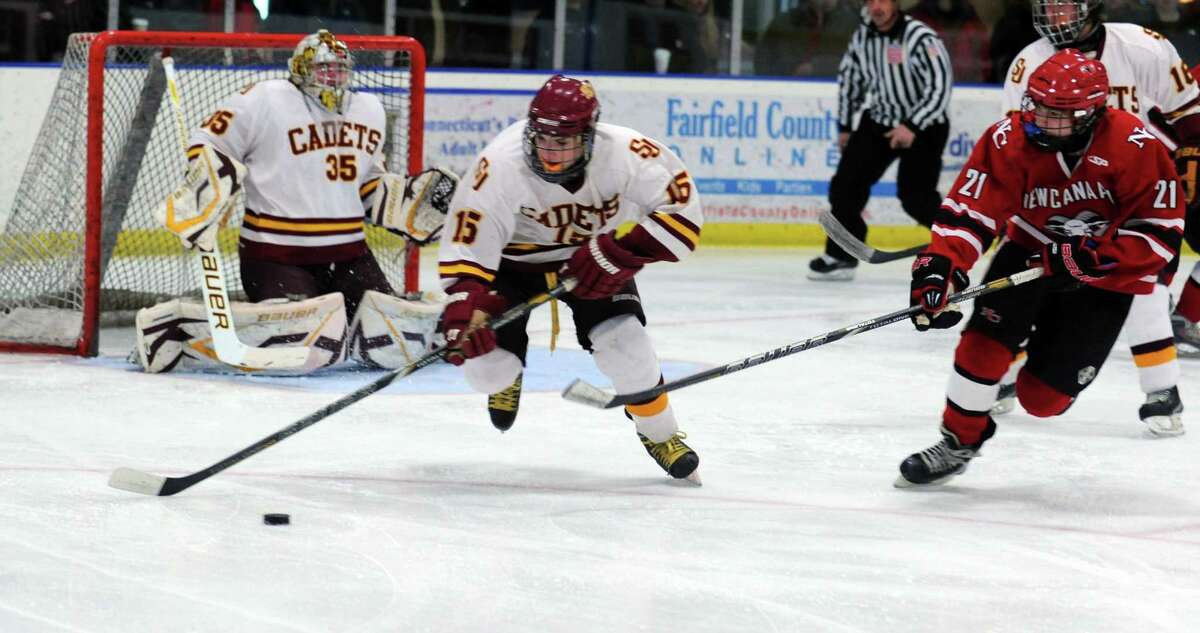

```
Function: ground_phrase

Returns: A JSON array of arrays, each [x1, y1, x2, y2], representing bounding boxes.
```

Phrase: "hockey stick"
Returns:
[[161, 56, 311, 370], [108, 280, 575, 496], [818, 209, 929, 264], [562, 267, 1044, 409]]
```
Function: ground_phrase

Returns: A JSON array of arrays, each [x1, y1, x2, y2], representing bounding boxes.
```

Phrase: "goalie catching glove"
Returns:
[[157, 144, 246, 252], [365, 167, 459, 245]]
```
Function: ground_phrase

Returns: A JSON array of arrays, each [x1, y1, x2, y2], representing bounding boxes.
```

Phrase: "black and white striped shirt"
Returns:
[[837, 14, 953, 132]]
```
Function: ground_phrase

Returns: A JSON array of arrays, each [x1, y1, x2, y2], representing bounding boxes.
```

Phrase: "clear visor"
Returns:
[[1023, 97, 1089, 137], [532, 133, 585, 173]]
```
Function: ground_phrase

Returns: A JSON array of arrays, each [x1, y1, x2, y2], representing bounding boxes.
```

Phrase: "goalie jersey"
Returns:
[[930, 110, 1184, 295], [190, 79, 387, 265], [1003, 23, 1200, 145], [437, 121, 703, 287]]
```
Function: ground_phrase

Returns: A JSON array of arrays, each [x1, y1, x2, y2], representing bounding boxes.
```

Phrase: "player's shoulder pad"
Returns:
[[1100, 108, 1166, 150], [983, 114, 1024, 151], [1104, 22, 1179, 60]]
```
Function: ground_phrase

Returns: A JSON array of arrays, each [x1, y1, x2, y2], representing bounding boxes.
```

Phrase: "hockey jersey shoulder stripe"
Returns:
[[650, 212, 700, 250], [438, 260, 496, 283]]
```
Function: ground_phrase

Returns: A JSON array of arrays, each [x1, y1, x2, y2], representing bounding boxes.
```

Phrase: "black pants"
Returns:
[[968, 242, 1133, 398], [490, 263, 647, 364], [824, 115, 949, 261], [240, 251, 395, 320]]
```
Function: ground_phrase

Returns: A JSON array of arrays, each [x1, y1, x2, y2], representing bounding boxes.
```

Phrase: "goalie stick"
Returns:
[[561, 267, 1044, 409], [161, 56, 311, 370], [818, 209, 929, 264], [108, 280, 574, 497]]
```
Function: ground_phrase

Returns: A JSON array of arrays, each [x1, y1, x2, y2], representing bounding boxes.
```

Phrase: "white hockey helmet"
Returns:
[[289, 29, 353, 112], [1032, 0, 1103, 47]]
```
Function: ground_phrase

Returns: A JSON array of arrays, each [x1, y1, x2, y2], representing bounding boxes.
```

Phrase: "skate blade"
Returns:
[[1144, 417, 1185, 438], [806, 270, 855, 282], [990, 398, 1016, 416], [893, 473, 955, 489]]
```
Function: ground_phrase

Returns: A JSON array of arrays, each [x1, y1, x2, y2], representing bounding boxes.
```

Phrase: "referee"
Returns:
[[809, 0, 952, 281]]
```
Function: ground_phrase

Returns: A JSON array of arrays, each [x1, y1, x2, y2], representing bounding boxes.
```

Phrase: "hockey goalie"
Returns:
[[132, 30, 456, 374]]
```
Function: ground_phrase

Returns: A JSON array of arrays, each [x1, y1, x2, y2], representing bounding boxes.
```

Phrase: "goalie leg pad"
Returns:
[[134, 293, 347, 374], [347, 290, 445, 369]]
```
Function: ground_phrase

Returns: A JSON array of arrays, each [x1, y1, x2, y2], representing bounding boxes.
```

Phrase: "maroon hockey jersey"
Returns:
[[930, 110, 1185, 295]]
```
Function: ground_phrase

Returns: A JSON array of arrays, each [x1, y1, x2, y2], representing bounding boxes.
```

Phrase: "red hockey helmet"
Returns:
[[523, 75, 600, 183], [1021, 49, 1109, 152]]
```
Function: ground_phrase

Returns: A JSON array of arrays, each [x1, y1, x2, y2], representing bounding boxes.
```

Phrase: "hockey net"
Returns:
[[0, 31, 425, 356]]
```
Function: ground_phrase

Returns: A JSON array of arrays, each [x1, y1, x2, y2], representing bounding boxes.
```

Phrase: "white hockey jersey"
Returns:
[[1003, 23, 1200, 145], [191, 79, 387, 265], [438, 121, 703, 288]]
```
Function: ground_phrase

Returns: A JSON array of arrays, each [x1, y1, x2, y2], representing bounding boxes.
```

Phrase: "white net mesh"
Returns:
[[0, 33, 422, 353]]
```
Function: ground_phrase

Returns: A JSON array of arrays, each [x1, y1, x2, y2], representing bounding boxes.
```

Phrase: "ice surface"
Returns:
[[2, 249, 1197, 632]]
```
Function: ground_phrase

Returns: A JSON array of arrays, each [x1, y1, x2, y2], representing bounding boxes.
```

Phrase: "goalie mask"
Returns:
[[1032, 0, 1103, 48], [1021, 49, 1108, 153], [523, 75, 600, 184], [289, 29, 353, 113]]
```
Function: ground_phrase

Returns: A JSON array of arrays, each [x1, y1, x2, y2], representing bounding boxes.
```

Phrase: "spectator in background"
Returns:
[[754, 0, 860, 77], [634, 0, 725, 74], [908, 0, 991, 83], [987, 0, 1039, 83], [203, 0, 259, 32]]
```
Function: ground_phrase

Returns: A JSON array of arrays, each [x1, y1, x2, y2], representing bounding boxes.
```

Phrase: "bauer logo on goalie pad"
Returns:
[[133, 294, 347, 374]]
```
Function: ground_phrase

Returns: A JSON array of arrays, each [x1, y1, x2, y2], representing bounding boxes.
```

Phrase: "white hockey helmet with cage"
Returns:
[[1032, 0, 1103, 47], [289, 29, 353, 113]]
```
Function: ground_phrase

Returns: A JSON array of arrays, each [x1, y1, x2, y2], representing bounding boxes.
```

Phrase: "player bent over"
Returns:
[[133, 30, 455, 374], [898, 51, 1184, 487], [437, 75, 703, 482]]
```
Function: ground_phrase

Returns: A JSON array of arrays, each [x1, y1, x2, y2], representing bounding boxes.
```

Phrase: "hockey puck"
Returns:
[[263, 513, 290, 526]]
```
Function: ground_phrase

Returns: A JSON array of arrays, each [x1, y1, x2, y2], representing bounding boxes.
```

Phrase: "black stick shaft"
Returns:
[[154, 283, 572, 495], [595, 268, 1043, 408]]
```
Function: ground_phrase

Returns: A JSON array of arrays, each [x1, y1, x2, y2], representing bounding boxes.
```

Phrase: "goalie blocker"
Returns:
[[133, 290, 444, 374]]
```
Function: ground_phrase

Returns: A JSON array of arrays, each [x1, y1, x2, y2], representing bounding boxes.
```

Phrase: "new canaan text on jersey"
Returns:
[[1022, 180, 1116, 210]]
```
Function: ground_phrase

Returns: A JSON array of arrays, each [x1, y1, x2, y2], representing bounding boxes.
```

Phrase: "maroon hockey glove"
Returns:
[[563, 232, 653, 300], [1033, 236, 1117, 284], [910, 253, 970, 331], [441, 280, 508, 366]]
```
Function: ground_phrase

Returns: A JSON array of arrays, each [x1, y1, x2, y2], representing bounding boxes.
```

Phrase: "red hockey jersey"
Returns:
[[930, 110, 1185, 295]]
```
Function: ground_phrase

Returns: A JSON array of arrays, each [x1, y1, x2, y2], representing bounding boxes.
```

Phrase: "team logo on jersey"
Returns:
[[1087, 155, 1109, 167], [1077, 365, 1097, 386], [1044, 209, 1110, 238]]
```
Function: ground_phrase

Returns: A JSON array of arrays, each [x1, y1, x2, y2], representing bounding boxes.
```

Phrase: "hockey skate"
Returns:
[[990, 383, 1016, 416], [487, 374, 522, 432], [639, 432, 701, 484], [807, 255, 857, 281], [895, 419, 996, 488], [1139, 385, 1184, 437], [1171, 312, 1200, 358]]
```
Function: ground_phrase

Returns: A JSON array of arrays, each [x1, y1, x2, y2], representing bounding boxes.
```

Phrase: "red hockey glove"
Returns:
[[440, 280, 508, 366], [1032, 236, 1117, 284], [563, 232, 653, 300], [910, 253, 970, 331]]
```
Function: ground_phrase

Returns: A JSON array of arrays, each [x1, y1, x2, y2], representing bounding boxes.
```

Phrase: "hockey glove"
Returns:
[[1033, 236, 1117, 284], [563, 232, 654, 300], [440, 280, 508, 366], [366, 167, 459, 245], [910, 253, 970, 331]]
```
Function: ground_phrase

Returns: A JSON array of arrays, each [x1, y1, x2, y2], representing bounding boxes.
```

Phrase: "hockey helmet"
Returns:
[[1021, 49, 1108, 152], [289, 30, 353, 113], [1032, 0, 1103, 47], [523, 75, 600, 184]]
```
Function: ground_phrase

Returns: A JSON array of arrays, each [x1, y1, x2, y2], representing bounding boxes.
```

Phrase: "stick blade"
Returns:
[[108, 467, 167, 496], [561, 379, 618, 409]]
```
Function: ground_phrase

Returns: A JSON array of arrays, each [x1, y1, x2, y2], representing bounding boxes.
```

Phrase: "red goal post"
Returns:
[[0, 31, 426, 357]]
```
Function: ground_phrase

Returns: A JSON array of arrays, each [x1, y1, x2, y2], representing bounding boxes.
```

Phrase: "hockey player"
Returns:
[[137, 30, 454, 374], [437, 75, 703, 482], [994, 0, 1200, 435], [898, 51, 1184, 487]]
